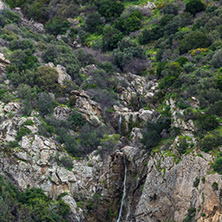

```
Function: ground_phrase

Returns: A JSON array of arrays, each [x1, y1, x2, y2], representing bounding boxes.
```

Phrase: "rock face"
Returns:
[[70, 90, 102, 124], [46, 62, 72, 86], [0, 99, 222, 222]]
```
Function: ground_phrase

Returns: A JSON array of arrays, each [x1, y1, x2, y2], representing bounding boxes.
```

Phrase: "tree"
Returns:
[[85, 12, 103, 33], [185, 0, 205, 16], [179, 31, 209, 54], [35, 66, 60, 92], [102, 26, 124, 51], [98, 0, 124, 20]]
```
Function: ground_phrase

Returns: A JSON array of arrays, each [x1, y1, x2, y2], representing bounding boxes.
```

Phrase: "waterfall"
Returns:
[[118, 114, 122, 136], [117, 155, 127, 222]]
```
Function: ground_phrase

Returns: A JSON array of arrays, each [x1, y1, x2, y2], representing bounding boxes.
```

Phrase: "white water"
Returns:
[[118, 114, 122, 135], [117, 155, 127, 222]]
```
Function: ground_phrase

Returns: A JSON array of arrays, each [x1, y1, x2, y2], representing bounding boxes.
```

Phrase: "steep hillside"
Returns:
[[0, 0, 222, 221]]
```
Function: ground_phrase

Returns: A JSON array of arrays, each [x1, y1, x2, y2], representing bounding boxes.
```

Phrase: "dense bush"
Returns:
[[35, 66, 60, 92], [9, 39, 34, 51], [211, 49, 222, 68], [98, 0, 124, 20], [46, 17, 70, 35], [102, 26, 124, 51], [85, 12, 103, 33], [114, 11, 142, 35], [162, 3, 178, 15], [0, 174, 70, 221], [113, 38, 146, 71], [185, 0, 205, 16], [179, 31, 209, 54], [141, 117, 171, 152], [139, 27, 164, 45], [213, 156, 222, 174]]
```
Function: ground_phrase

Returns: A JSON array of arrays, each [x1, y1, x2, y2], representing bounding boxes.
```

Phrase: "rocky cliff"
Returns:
[[1, 0, 222, 221]]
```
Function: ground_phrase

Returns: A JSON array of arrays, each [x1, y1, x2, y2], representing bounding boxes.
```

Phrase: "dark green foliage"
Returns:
[[177, 137, 188, 154], [46, 17, 70, 35], [114, 11, 142, 35], [70, 111, 85, 129], [16, 126, 31, 140], [193, 177, 200, 187], [113, 38, 146, 70], [213, 156, 222, 174], [198, 131, 222, 152], [179, 31, 209, 54], [9, 39, 34, 51], [85, 12, 103, 33], [102, 26, 124, 51], [139, 27, 164, 45], [141, 117, 171, 152], [98, 0, 124, 20], [185, 0, 205, 16], [162, 3, 178, 15], [183, 208, 196, 222], [74, 49, 96, 67], [35, 66, 60, 92], [8, 50, 38, 72], [37, 93, 54, 116], [0, 9, 21, 27], [212, 182, 218, 190], [0, 175, 69, 222], [60, 156, 73, 170], [211, 49, 222, 68]]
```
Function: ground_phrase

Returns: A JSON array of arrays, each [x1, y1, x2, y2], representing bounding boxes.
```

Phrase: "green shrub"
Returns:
[[141, 117, 171, 152], [102, 26, 124, 51], [198, 131, 222, 152], [37, 93, 54, 116], [177, 137, 188, 154], [139, 27, 164, 45], [193, 177, 200, 187], [162, 3, 178, 15], [211, 49, 222, 68], [9, 39, 34, 51], [113, 37, 146, 70], [179, 31, 209, 54], [212, 182, 218, 190], [98, 0, 124, 20], [16, 126, 31, 140], [35, 66, 60, 92], [23, 119, 34, 126], [183, 208, 196, 222], [114, 11, 142, 35], [213, 156, 222, 174], [185, 0, 205, 16], [70, 111, 85, 129], [60, 156, 73, 169], [85, 12, 103, 33], [46, 17, 70, 35]]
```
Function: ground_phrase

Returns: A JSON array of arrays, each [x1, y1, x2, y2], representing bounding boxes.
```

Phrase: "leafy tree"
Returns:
[[35, 66, 60, 92], [98, 0, 124, 20], [102, 26, 124, 51], [46, 17, 70, 35], [213, 156, 222, 174], [85, 12, 103, 33], [185, 0, 205, 16], [114, 11, 142, 35], [179, 31, 209, 54], [162, 3, 178, 15], [113, 37, 146, 70]]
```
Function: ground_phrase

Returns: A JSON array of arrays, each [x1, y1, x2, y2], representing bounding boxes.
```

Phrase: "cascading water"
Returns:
[[118, 114, 122, 136], [117, 154, 127, 222]]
